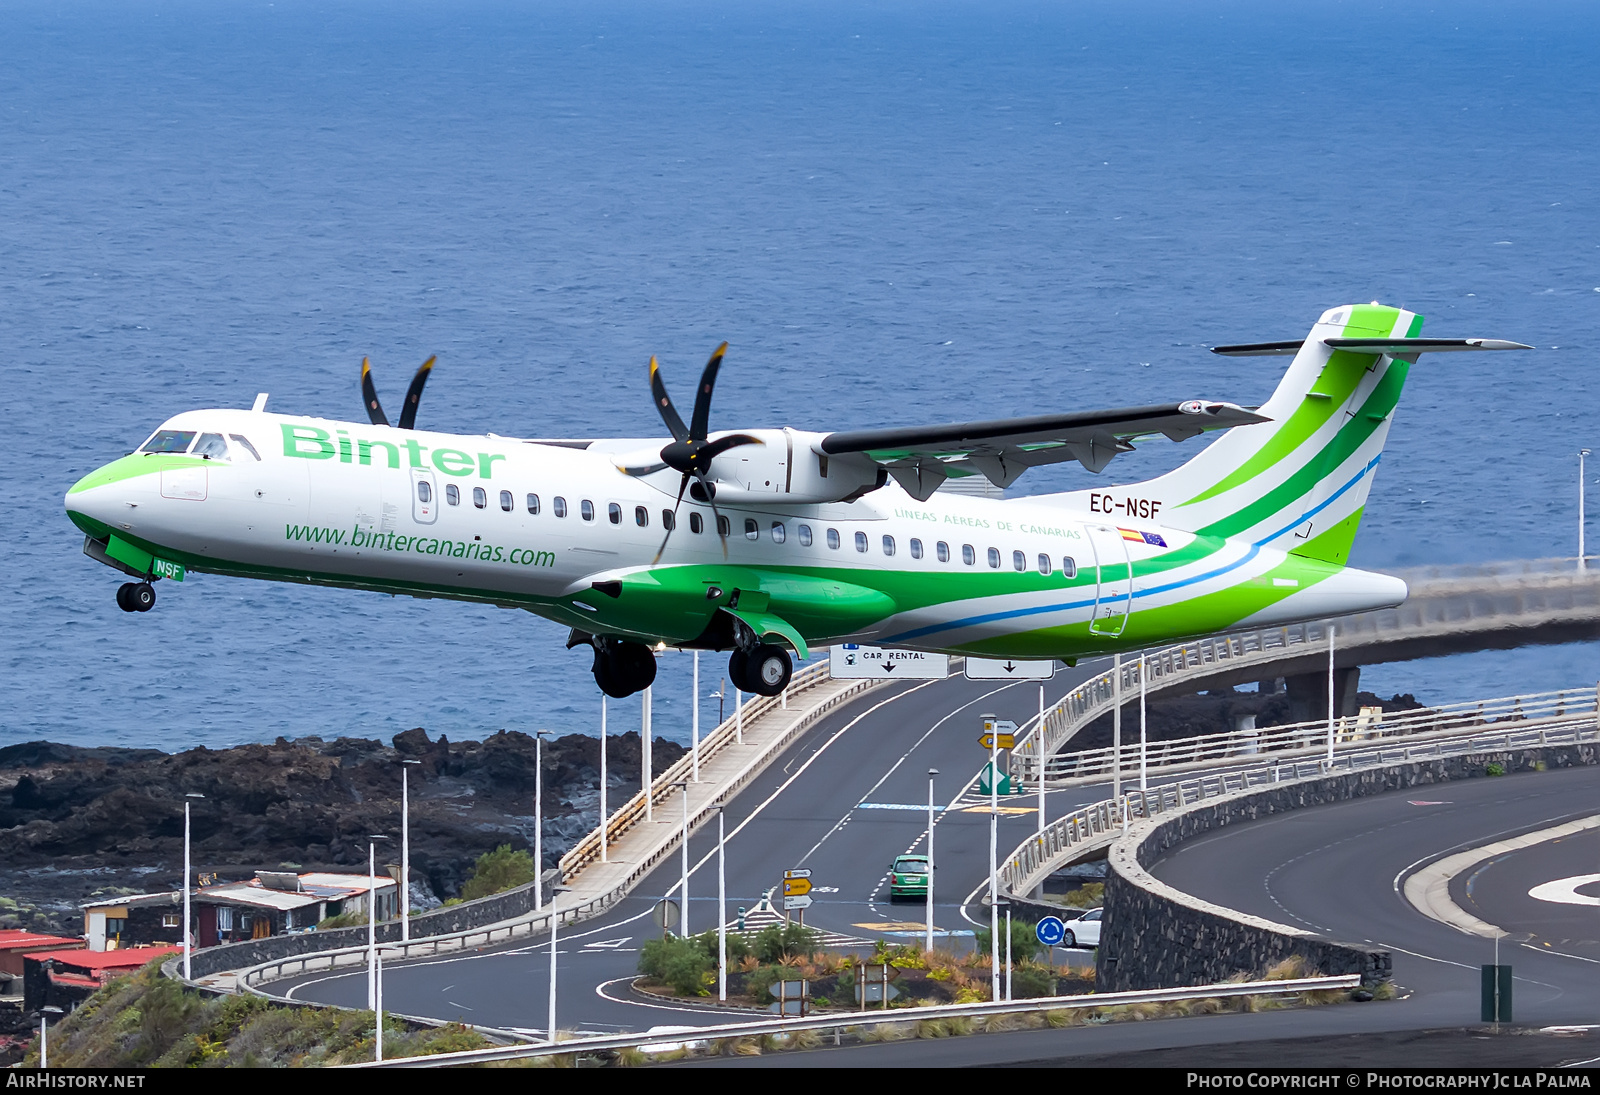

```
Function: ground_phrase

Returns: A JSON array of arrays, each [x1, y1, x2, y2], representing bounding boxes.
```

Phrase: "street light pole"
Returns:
[[400, 760, 419, 941], [926, 768, 938, 953], [366, 834, 387, 1010], [547, 885, 571, 1043], [182, 793, 203, 980], [1112, 653, 1122, 802], [1036, 686, 1046, 835], [37, 1006, 61, 1068], [599, 696, 609, 864], [1581, 449, 1591, 571], [692, 650, 701, 782], [672, 781, 690, 937], [989, 724, 1000, 1002], [643, 686, 653, 822], [1139, 651, 1148, 794], [535, 730, 551, 913], [715, 805, 727, 1002], [1326, 622, 1336, 765]]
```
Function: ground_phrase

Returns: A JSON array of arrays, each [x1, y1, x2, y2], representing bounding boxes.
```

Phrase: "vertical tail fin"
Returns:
[[1075, 303, 1422, 565]]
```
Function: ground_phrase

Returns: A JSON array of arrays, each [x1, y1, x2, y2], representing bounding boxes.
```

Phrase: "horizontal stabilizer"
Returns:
[[1212, 337, 1532, 358]]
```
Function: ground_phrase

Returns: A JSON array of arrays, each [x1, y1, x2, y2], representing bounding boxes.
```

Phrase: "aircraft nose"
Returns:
[[64, 454, 155, 538]]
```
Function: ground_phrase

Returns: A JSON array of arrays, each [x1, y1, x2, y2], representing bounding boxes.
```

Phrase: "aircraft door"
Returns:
[[411, 468, 438, 525], [1083, 524, 1131, 637]]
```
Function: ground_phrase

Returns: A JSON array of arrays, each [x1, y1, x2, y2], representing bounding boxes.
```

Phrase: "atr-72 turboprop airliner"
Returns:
[[64, 304, 1527, 699]]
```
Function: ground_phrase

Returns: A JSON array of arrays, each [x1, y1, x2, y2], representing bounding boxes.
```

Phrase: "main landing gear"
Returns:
[[115, 582, 155, 613], [728, 643, 792, 697], [589, 637, 658, 699]]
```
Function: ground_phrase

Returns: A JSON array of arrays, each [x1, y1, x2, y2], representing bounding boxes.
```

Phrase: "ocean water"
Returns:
[[2, 0, 1597, 752]]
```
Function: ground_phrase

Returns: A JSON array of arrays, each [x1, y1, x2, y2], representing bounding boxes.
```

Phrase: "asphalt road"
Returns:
[[278, 661, 1113, 1034]]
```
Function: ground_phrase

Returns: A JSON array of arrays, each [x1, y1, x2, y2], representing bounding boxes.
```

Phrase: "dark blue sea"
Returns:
[[3, 0, 1597, 752]]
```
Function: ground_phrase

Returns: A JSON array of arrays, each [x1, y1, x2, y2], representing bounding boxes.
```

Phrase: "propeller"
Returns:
[[626, 343, 763, 561], [361, 355, 437, 429]]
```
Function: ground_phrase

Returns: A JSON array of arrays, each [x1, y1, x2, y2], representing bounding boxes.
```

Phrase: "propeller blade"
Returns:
[[697, 473, 730, 559], [620, 460, 671, 477], [360, 357, 390, 426], [397, 355, 436, 430], [649, 356, 690, 442], [688, 342, 728, 442], [651, 474, 692, 564], [697, 432, 764, 463]]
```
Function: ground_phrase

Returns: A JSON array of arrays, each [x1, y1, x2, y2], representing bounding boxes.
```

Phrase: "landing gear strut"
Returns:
[[116, 582, 155, 613], [729, 643, 792, 697], [589, 637, 658, 699]]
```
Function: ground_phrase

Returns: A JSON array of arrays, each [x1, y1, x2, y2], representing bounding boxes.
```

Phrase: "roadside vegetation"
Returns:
[[18, 958, 490, 1067], [455, 844, 538, 902]]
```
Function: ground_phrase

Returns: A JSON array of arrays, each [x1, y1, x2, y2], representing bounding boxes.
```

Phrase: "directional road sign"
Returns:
[[978, 732, 1016, 750], [784, 869, 812, 880], [1035, 916, 1066, 947], [782, 877, 813, 897], [782, 894, 814, 911], [829, 644, 949, 680], [855, 981, 901, 1005], [965, 657, 1056, 680]]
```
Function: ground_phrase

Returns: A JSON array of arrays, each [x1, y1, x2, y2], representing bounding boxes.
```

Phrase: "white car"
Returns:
[[1062, 908, 1101, 948]]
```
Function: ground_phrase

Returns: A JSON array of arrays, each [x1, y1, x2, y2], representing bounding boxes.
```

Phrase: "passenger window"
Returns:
[[139, 429, 196, 454], [798, 524, 813, 547], [854, 531, 868, 552], [446, 484, 461, 506], [636, 506, 649, 528], [608, 503, 622, 525], [581, 500, 595, 522], [910, 538, 923, 560], [826, 528, 841, 550], [662, 510, 675, 531], [228, 434, 261, 461], [717, 515, 731, 537], [962, 544, 975, 566], [193, 433, 229, 460], [771, 522, 786, 544], [499, 490, 513, 512], [744, 518, 759, 541], [1038, 553, 1052, 575], [554, 496, 568, 518], [417, 481, 433, 503], [690, 512, 703, 534], [937, 541, 950, 563], [1062, 556, 1078, 578], [527, 493, 540, 515], [473, 487, 487, 509], [988, 547, 1001, 569], [882, 535, 895, 556], [1013, 550, 1026, 572]]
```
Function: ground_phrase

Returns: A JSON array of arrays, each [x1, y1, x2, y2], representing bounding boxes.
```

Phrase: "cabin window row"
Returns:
[[411, 481, 1078, 574]]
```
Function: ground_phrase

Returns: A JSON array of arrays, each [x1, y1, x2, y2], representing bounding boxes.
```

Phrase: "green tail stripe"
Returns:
[[1197, 359, 1410, 541]]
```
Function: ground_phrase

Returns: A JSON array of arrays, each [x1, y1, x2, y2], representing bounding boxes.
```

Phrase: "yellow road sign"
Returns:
[[783, 877, 813, 897], [978, 733, 1016, 750]]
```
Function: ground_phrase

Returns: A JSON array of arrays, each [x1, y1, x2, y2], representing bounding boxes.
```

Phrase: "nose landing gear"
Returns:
[[115, 582, 155, 613]]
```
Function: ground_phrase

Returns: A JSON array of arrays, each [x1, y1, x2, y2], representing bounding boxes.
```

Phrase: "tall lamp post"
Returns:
[[534, 730, 552, 913], [400, 759, 419, 941], [366, 834, 389, 1010], [182, 792, 204, 980], [671, 780, 690, 937], [713, 805, 728, 1002], [691, 650, 701, 781], [988, 725, 1000, 1002], [925, 768, 938, 953], [599, 696, 609, 863], [547, 884, 571, 1043], [36, 1006, 62, 1068], [1581, 448, 1591, 571]]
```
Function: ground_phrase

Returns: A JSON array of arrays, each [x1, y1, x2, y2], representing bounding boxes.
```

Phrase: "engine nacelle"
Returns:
[[699, 429, 882, 505]]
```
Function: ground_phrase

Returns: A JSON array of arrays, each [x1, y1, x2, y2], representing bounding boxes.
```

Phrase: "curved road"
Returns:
[[278, 663, 1111, 1034]]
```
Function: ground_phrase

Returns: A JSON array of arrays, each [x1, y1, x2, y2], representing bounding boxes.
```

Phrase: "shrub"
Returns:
[[1485, 762, 1505, 777], [973, 917, 1044, 964], [1060, 882, 1104, 908], [459, 844, 538, 901], [638, 935, 712, 995], [752, 922, 819, 963], [1010, 964, 1056, 999]]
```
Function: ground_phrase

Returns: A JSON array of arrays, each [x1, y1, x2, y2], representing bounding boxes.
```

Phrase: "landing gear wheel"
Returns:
[[131, 582, 155, 612], [729, 644, 791, 697], [590, 639, 657, 698], [116, 583, 138, 612]]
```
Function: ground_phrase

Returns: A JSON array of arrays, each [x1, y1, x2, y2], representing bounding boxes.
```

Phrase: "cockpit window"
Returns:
[[140, 429, 196, 454], [193, 433, 229, 460], [229, 434, 262, 461]]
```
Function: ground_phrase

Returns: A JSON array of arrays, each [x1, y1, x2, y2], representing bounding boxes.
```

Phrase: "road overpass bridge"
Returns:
[[1015, 557, 1600, 783]]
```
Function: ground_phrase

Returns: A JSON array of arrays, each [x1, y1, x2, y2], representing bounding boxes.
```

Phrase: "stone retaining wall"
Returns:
[[183, 869, 558, 980], [1096, 743, 1600, 992]]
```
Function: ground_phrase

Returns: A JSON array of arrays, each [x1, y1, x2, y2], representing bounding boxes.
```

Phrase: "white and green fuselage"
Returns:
[[67, 304, 1481, 665]]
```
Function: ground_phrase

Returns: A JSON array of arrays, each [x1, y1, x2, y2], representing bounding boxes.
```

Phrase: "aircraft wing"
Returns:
[[819, 400, 1268, 501]]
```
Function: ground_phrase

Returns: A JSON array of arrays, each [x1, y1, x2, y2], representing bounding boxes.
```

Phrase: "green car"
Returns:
[[888, 855, 931, 902]]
